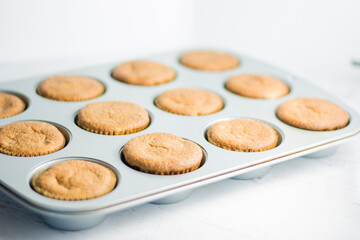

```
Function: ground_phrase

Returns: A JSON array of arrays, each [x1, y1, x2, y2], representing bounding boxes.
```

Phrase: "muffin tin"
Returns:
[[0, 50, 359, 230]]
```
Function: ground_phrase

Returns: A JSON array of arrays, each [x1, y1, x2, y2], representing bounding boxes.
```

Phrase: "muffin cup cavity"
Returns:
[[74, 108, 153, 135], [120, 137, 207, 175], [74, 101, 151, 135], [151, 189, 193, 204], [36, 75, 106, 102], [276, 98, 350, 131], [179, 50, 240, 71], [0, 91, 29, 118], [0, 120, 71, 157], [231, 166, 272, 180], [224, 74, 291, 100], [29, 157, 119, 200], [204, 117, 283, 152], [111, 60, 176, 86], [153, 88, 225, 116]]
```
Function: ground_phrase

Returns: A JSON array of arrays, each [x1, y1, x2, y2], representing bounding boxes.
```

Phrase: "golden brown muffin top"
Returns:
[[112, 60, 176, 86], [155, 88, 224, 116], [123, 133, 203, 175], [77, 101, 150, 135], [31, 160, 117, 200], [0, 93, 26, 119], [226, 74, 289, 99], [276, 98, 349, 131], [0, 121, 66, 157], [37, 75, 105, 101], [207, 119, 278, 152], [180, 50, 239, 71]]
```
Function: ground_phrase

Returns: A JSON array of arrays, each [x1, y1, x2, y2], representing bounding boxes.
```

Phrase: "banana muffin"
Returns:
[[155, 88, 224, 116], [276, 98, 349, 130], [123, 133, 203, 175], [37, 75, 105, 101], [77, 101, 150, 135], [0, 92, 26, 118], [180, 50, 239, 71], [112, 60, 176, 86], [226, 74, 289, 99], [32, 160, 117, 200], [0, 121, 66, 157], [207, 119, 278, 152]]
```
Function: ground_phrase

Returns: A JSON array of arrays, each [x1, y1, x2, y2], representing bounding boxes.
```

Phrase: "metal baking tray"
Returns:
[[0, 50, 359, 230]]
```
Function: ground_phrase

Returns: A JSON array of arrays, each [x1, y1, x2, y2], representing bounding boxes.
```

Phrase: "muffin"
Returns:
[[207, 119, 278, 152], [276, 98, 349, 131], [123, 133, 203, 175], [37, 75, 105, 101], [180, 50, 239, 71], [155, 88, 224, 116], [31, 160, 117, 200], [112, 60, 176, 86], [0, 92, 26, 119], [226, 74, 289, 99], [77, 101, 150, 135], [0, 121, 66, 157]]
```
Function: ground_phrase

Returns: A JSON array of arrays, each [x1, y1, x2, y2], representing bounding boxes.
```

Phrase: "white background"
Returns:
[[0, 0, 359, 239]]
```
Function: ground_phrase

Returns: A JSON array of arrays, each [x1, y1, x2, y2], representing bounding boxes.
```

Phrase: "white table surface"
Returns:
[[0, 56, 359, 240]]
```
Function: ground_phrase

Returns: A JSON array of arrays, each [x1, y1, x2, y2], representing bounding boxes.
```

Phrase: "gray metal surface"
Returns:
[[0, 50, 359, 230]]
